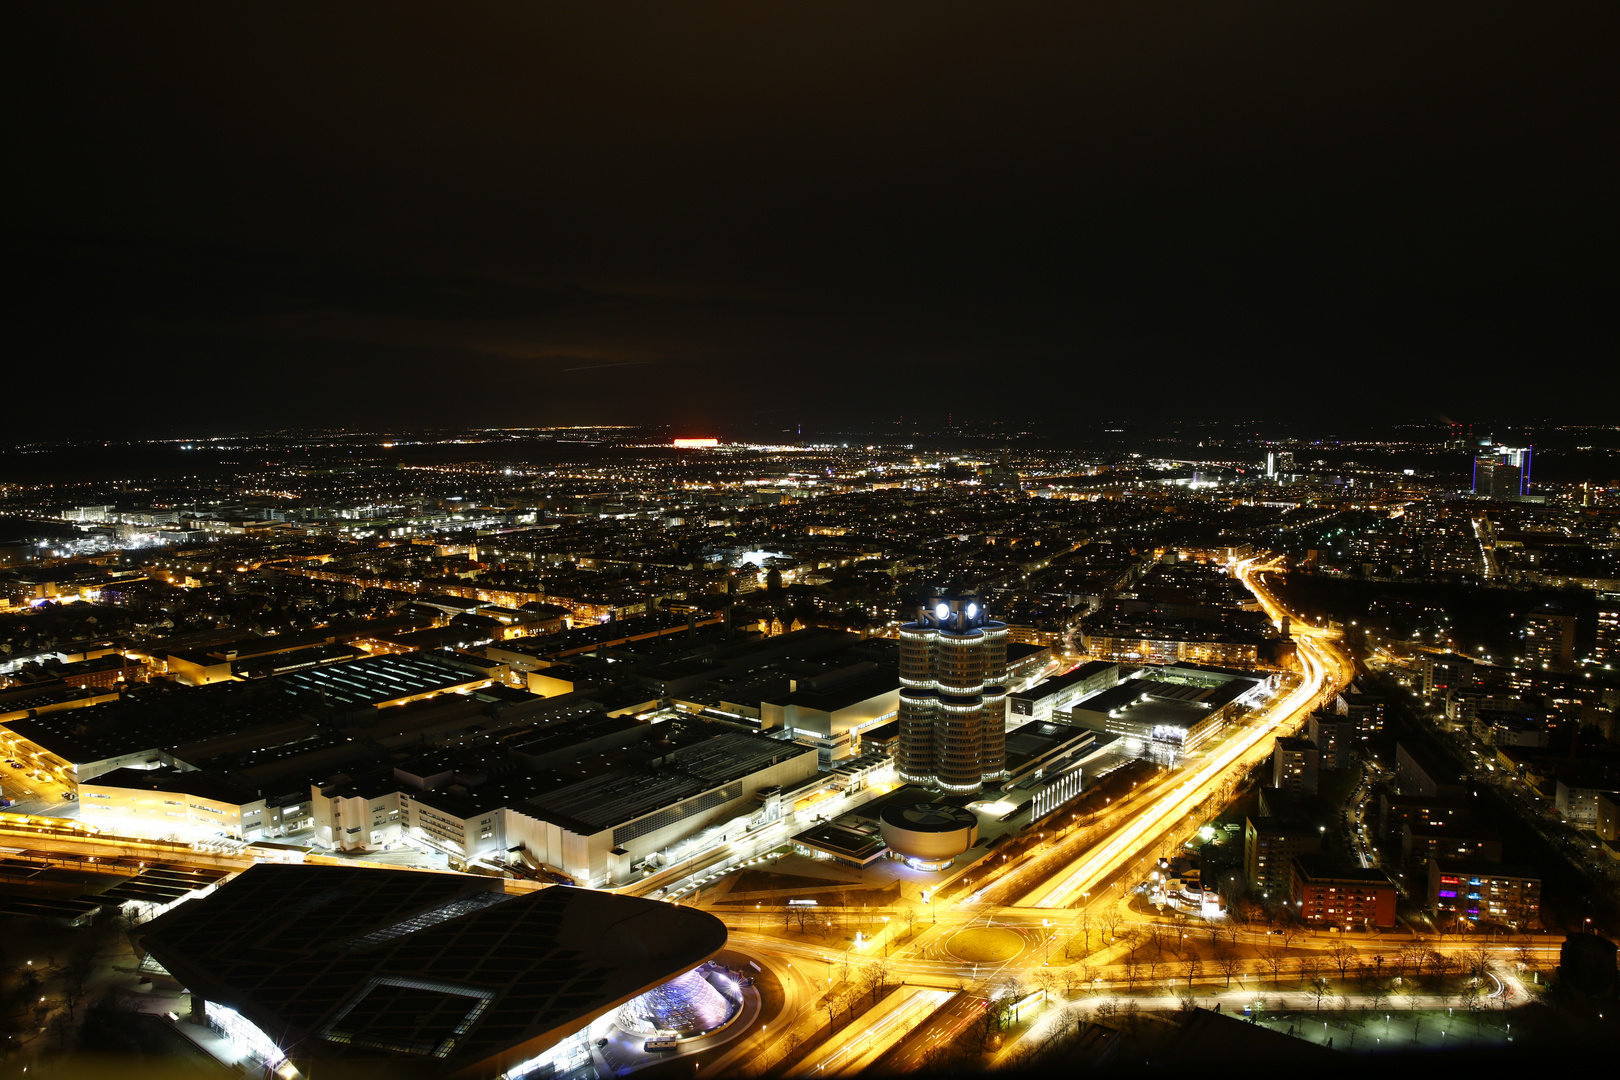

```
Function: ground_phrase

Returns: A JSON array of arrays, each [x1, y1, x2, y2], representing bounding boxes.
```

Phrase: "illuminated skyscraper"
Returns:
[[1473, 445, 1532, 497], [897, 598, 1008, 793]]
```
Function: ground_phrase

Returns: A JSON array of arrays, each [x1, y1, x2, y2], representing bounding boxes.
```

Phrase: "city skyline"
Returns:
[[5, 3, 1619, 1074], [0, 425, 1616, 1073]]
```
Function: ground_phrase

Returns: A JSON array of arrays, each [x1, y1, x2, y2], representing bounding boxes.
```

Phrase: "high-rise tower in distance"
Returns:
[[1472, 445, 1532, 497], [897, 597, 1008, 793]]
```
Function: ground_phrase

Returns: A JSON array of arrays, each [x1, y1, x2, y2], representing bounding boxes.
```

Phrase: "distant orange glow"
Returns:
[[672, 438, 719, 448]]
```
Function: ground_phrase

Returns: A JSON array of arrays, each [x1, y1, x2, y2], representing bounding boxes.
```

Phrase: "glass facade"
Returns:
[[207, 1002, 288, 1069]]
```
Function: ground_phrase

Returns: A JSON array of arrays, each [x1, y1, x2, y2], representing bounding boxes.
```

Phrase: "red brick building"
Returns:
[[1291, 858, 1398, 929], [57, 654, 147, 690]]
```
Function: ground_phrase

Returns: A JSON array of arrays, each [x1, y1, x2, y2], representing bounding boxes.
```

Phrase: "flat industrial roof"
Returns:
[[274, 651, 488, 707], [793, 821, 888, 862], [84, 764, 260, 807], [525, 730, 815, 834], [765, 669, 899, 713], [1004, 720, 1093, 770], [1012, 661, 1118, 702], [1292, 857, 1396, 885], [7, 681, 312, 766]]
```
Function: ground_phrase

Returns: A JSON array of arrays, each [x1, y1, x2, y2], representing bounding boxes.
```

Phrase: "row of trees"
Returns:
[[936, 948, 1515, 1074], [1107, 935, 1503, 998], [780, 901, 927, 940]]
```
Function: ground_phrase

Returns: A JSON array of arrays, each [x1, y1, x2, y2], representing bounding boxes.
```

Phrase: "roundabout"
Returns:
[[942, 926, 1025, 964]]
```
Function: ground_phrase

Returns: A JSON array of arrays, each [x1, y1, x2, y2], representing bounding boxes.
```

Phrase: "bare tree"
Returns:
[[1397, 942, 1425, 979], [1262, 943, 1289, 989], [1462, 946, 1491, 984], [1182, 955, 1201, 990], [1063, 965, 1091, 998], [61, 950, 93, 1018], [1099, 908, 1124, 944], [1461, 982, 1484, 1030], [922, 1042, 957, 1073], [48, 1012, 74, 1051], [973, 1005, 1001, 1050], [1122, 951, 1140, 991], [1329, 940, 1357, 980], [1216, 946, 1242, 988], [860, 959, 890, 1003], [1429, 949, 1457, 986], [1071, 912, 1091, 958], [1310, 978, 1330, 1013]]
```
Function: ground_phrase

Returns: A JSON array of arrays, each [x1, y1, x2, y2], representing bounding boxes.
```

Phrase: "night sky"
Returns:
[[12, 4, 1618, 436]]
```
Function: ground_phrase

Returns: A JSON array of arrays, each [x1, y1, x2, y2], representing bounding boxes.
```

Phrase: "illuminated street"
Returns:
[[686, 552, 1570, 1075], [2, 4, 1613, 1073]]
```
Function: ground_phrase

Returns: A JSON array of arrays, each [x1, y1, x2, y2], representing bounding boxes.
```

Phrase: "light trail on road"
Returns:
[[1017, 558, 1353, 909], [967, 765, 1178, 907], [800, 988, 954, 1076]]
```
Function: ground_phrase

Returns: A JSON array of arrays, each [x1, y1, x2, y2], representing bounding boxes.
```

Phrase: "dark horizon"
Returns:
[[12, 4, 1619, 435], [3, 421, 1615, 493]]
